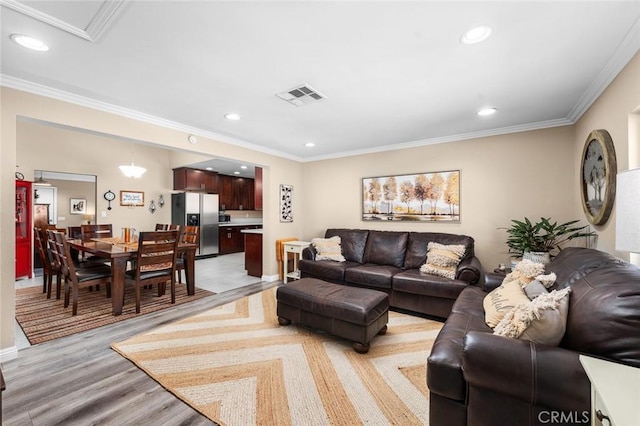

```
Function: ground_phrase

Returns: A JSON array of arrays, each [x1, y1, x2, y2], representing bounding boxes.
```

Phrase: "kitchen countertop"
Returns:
[[240, 228, 263, 234], [218, 222, 263, 227]]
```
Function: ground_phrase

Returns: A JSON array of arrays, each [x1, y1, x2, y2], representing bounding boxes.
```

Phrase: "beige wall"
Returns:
[[573, 52, 640, 259], [302, 126, 577, 270]]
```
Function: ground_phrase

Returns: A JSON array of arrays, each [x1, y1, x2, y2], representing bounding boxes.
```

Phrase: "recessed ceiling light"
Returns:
[[205, 167, 213, 171], [10, 34, 49, 51], [225, 113, 241, 120], [477, 107, 497, 116], [305, 142, 315, 147], [460, 26, 492, 45], [233, 171, 240, 175], [240, 165, 248, 169]]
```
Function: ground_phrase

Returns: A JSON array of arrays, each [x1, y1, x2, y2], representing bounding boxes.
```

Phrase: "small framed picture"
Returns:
[[70, 198, 87, 215], [120, 190, 144, 207], [280, 184, 293, 222]]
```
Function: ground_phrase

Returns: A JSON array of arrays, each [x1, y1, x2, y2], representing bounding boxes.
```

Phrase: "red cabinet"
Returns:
[[173, 167, 218, 192], [15, 180, 33, 279]]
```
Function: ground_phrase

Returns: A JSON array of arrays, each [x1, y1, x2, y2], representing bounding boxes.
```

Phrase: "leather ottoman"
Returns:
[[276, 278, 389, 353]]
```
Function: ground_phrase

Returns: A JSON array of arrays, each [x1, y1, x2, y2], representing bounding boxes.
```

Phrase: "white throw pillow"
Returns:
[[420, 242, 466, 279], [312, 236, 346, 262]]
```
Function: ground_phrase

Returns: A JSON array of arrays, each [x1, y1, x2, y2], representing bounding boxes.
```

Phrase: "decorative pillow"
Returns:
[[535, 272, 557, 288], [502, 259, 546, 288], [524, 280, 547, 300], [312, 236, 346, 262], [493, 287, 571, 346], [483, 279, 531, 328], [420, 242, 466, 279]]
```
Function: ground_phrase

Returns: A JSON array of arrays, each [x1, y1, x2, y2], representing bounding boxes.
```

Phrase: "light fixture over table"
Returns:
[[119, 143, 146, 178]]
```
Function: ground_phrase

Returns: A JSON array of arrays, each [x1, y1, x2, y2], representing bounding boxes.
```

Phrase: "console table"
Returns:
[[283, 241, 310, 283], [579, 355, 640, 426]]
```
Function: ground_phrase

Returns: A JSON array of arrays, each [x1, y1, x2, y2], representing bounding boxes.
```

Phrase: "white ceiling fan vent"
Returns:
[[276, 84, 326, 107]]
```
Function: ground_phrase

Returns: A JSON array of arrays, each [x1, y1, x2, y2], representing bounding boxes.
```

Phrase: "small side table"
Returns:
[[579, 355, 640, 426], [283, 241, 311, 283]]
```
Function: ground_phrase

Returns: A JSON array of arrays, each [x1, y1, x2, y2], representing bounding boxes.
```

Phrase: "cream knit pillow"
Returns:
[[483, 279, 531, 328], [420, 242, 466, 279], [312, 236, 346, 262]]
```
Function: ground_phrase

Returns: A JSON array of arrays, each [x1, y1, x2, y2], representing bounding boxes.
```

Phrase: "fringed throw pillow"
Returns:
[[312, 236, 346, 262], [420, 242, 466, 279]]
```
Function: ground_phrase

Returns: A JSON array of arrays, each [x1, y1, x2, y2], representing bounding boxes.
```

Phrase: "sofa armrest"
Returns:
[[483, 272, 504, 292], [302, 246, 316, 260], [456, 256, 482, 284], [462, 331, 590, 412]]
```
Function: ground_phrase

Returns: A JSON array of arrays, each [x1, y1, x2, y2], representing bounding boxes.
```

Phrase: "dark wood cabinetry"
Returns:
[[254, 167, 263, 210], [218, 174, 254, 210], [15, 180, 33, 279], [219, 225, 261, 254], [173, 167, 218, 192]]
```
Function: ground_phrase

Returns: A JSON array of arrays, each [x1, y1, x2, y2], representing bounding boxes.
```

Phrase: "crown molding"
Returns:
[[0, 74, 301, 162], [567, 15, 640, 122], [0, 0, 125, 42]]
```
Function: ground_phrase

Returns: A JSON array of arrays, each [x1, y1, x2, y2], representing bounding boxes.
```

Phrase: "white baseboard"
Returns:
[[262, 273, 280, 282], [0, 346, 18, 363]]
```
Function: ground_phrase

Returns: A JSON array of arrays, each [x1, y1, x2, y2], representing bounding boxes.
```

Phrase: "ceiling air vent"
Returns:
[[276, 84, 326, 107]]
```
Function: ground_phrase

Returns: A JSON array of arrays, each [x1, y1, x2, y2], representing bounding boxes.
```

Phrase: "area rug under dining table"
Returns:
[[112, 287, 443, 425], [15, 284, 214, 345]]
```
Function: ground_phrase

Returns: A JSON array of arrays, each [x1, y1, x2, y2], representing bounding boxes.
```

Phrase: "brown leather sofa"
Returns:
[[427, 247, 640, 426], [298, 228, 482, 318]]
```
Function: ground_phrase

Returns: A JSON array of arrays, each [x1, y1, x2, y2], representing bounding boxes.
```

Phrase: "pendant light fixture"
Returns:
[[34, 170, 51, 186], [119, 142, 146, 178]]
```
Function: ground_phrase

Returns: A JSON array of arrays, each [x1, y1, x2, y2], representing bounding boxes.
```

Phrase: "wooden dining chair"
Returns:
[[48, 230, 112, 316], [81, 224, 113, 241], [176, 225, 199, 284], [155, 223, 169, 231], [125, 230, 179, 314], [34, 227, 62, 299]]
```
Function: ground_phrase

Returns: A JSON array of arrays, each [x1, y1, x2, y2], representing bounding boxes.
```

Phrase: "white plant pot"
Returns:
[[522, 251, 551, 264]]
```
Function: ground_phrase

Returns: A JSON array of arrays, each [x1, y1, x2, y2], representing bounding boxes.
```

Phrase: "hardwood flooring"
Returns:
[[3, 254, 278, 425]]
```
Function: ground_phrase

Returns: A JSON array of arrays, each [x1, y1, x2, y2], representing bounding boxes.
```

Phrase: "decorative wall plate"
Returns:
[[580, 129, 616, 226]]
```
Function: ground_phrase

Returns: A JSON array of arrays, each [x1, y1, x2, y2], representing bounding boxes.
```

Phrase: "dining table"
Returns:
[[68, 237, 198, 316]]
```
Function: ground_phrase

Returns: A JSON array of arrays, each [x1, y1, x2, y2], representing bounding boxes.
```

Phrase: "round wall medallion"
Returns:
[[580, 129, 617, 226]]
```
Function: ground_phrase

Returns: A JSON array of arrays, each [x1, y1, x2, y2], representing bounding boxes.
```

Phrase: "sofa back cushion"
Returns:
[[364, 230, 408, 268], [404, 232, 475, 269], [548, 247, 640, 368], [325, 229, 369, 264]]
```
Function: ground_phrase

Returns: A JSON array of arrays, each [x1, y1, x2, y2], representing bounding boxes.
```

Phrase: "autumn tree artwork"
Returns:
[[362, 170, 460, 222]]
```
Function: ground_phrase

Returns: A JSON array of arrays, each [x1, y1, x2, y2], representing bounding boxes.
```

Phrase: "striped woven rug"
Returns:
[[112, 287, 442, 425], [15, 284, 214, 345]]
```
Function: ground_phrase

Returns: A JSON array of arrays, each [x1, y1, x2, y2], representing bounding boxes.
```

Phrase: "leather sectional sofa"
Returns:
[[298, 228, 482, 318], [427, 247, 640, 426]]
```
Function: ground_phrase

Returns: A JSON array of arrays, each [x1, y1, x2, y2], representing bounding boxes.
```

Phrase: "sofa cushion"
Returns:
[[420, 242, 466, 279], [325, 229, 369, 264], [311, 236, 346, 261], [404, 232, 476, 269], [364, 230, 408, 268], [392, 269, 468, 300], [344, 264, 400, 289], [299, 259, 360, 282], [483, 280, 530, 328], [553, 248, 640, 367]]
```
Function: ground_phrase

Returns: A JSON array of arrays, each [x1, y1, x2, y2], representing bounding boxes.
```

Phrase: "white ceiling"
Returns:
[[2, 1, 640, 165]]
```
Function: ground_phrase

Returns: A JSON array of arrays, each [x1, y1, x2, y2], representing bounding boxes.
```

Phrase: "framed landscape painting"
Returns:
[[362, 170, 460, 222]]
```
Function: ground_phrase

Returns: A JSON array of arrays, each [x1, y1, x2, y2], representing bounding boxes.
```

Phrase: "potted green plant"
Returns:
[[502, 217, 596, 264]]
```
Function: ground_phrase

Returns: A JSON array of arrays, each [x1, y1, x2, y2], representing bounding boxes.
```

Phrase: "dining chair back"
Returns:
[[176, 225, 199, 283], [81, 224, 113, 241], [125, 230, 180, 313], [34, 227, 61, 299], [49, 230, 112, 315], [155, 223, 169, 231]]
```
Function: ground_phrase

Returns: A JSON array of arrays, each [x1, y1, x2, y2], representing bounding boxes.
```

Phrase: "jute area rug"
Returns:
[[112, 287, 443, 425], [15, 284, 214, 345]]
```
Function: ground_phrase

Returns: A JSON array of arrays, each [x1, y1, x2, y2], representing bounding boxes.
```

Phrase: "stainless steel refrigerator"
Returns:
[[171, 193, 219, 256]]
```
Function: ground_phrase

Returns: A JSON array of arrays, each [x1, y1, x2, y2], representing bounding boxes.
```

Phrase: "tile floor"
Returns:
[[13, 252, 265, 349]]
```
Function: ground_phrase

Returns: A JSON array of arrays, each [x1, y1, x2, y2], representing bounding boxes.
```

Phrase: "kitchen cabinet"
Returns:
[[243, 230, 262, 277], [173, 167, 218, 192], [254, 167, 263, 210], [219, 225, 262, 254], [218, 174, 254, 210], [15, 180, 33, 279]]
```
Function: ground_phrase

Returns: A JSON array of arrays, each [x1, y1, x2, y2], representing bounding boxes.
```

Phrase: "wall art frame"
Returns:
[[120, 190, 145, 207], [362, 170, 460, 222], [70, 198, 87, 215], [280, 184, 293, 223], [580, 129, 616, 226]]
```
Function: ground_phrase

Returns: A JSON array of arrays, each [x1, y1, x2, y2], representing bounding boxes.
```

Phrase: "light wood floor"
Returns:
[[3, 255, 279, 425]]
